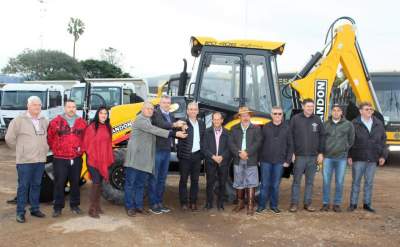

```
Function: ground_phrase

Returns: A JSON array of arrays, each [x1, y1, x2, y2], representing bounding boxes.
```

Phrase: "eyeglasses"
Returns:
[[363, 108, 374, 111], [272, 112, 283, 115]]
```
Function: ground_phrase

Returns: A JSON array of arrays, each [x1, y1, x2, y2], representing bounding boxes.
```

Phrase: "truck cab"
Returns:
[[69, 78, 148, 119], [0, 83, 64, 132]]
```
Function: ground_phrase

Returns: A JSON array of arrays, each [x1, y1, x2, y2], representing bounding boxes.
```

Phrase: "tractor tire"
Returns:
[[101, 149, 126, 205]]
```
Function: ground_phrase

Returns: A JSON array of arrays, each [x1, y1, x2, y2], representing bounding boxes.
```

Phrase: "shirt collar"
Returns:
[[26, 112, 40, 120], [160, 107, 169, 115]]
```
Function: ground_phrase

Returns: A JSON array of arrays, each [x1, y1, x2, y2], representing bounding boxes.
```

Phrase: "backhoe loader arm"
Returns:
[[289, 18, 381, 121]]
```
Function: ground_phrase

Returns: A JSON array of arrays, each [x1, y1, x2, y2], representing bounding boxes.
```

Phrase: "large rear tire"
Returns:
[[101, 149, 126, 205]]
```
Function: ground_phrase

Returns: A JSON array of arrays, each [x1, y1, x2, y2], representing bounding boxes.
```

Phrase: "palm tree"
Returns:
[[67, 17, 85, 59]]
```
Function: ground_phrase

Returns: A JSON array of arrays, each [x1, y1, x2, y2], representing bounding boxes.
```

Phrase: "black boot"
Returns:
[[363, 204, 376, 213]]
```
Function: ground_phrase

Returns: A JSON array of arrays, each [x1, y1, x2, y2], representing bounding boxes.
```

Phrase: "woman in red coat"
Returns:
[[83, 106, 114, 218]]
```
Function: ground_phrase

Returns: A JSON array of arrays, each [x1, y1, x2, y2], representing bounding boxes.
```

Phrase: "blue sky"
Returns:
[[0, 0, 398, 77]]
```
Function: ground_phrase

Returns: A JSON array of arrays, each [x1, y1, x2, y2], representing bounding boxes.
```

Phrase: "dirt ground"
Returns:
[[0, 142, 399, 247]]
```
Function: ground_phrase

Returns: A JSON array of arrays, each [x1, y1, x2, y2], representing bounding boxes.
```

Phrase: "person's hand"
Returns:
[[173, 120, 186, 128], [283, 162, 289, 168], [212, 155, 219, 164], [239, 151, 248, 160], [181, 123, 189, 131], [317, 154, 324, 164], [379, 158, 385, 166], [215, 155, 223, 164], [347, 158, 352, 166], [176, 131, 188, 139]]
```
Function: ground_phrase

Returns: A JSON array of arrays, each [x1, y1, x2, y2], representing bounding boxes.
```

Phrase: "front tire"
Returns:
[[101, 149, 126, 205]]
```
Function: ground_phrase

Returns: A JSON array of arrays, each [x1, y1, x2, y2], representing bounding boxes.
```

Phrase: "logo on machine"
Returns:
[[314, 79, 327, 121], [112, 121, 132, 134]]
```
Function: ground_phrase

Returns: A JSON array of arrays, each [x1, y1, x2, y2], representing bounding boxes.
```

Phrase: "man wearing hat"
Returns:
[[321, 104, 354, 213], [229, 106, 262, 216]]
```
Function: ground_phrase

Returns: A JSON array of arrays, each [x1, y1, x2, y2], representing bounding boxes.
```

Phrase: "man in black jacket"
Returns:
[[257, 106, 293, 214], [229, 107, 262, 216], [202, 112, 231, 211], [149, 95, 187, 214], [177, 102, 206, 211], [289, 98, 325, 213], [348, 101, 387, 213]]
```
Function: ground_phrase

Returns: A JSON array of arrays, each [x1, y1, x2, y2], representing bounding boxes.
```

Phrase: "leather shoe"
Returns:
[[304, 205, 316, 212], [30, 211, 46, 218], [16, 214, 25, 223], [332, 205, 342, 213], [52, 209, 62, 218], [347, 204, 357, 212], [289, 204, 298, 213], [126, 208, 136, 217], [320, 204, 330, 212], [363, 204, 376, 213]]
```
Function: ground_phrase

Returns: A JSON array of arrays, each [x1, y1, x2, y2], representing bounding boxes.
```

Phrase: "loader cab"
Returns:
[[183, 37, 285, 124]]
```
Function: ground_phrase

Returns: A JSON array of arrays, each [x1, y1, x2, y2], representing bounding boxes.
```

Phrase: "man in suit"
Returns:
[[124, 101, 187, 217], [202, 112, 231, 211], [229, 107, 262, 216], [149, 95, 186, 214], [177, 102, 206, 212]]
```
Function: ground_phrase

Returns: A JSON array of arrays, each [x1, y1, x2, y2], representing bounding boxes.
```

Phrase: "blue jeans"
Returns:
[[350, 161, 377, 205], [322, 158, 347, 205], [16, 163, 45, 216], [124, 167, 149, 210], [259, 162, 284, 209], [149, 150, 171, 207]]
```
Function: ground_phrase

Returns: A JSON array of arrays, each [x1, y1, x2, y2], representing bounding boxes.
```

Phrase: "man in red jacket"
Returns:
[[47, 100, 87, 217]]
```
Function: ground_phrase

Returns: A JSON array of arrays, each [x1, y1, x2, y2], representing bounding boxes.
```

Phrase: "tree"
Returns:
[[2, 49, 82, 80], [101, 47, 123, 66], [80, 59, 131, 78], [67, 17, 85, 59]]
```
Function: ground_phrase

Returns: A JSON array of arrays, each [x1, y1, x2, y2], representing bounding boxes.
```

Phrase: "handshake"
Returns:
[[173, 120, 188, 139]]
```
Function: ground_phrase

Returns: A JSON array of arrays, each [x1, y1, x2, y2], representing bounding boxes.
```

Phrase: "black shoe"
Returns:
[[30, 211, 46, 218], [7, 196, 17, 205], [271, 208, 281, 214], [256, 207, 266, 214], [52, 209, 62, 218], [204, 202, 213, 210], [320, 204, 330, 212], [16, 214, 25, 223], [71, 206, 82, 215], [217, 203, 224, 211], [332, 205, 342, 213], [347, 204, 357, 212], [363, 204, 376, 213]]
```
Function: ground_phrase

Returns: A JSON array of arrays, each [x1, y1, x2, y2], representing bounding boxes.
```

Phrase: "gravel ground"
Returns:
[[0, 142, 399, 247]]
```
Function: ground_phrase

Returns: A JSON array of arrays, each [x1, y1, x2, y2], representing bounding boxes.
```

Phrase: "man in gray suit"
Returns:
[[124, 101, 187, 217]]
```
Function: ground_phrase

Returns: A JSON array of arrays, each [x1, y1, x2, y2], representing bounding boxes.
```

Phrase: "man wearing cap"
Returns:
[[229, 107, 262, 216], [321, 104, 354, 212]]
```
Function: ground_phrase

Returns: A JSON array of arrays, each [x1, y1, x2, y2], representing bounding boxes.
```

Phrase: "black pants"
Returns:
[[206, 161, 228, 206], [179, 152, 202, 205], [53, 157, 82, 210]]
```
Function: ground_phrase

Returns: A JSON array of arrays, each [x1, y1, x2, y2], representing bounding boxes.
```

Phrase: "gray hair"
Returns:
[[187, 101, 199, 110], [271, 105, 282, 111], [142, 100, 154, 110], [27, 96, 42, 105], [160, 95, 171, 101]]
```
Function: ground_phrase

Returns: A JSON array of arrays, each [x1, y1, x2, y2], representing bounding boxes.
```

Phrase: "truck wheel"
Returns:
[[101, 149, 126, 205]]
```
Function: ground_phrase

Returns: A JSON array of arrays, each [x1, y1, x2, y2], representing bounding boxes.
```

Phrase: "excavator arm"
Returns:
[[287, 17, 381, 121]]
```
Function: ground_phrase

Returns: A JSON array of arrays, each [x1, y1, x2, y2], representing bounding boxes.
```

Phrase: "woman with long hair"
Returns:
[[83, 106, 114, 218]]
